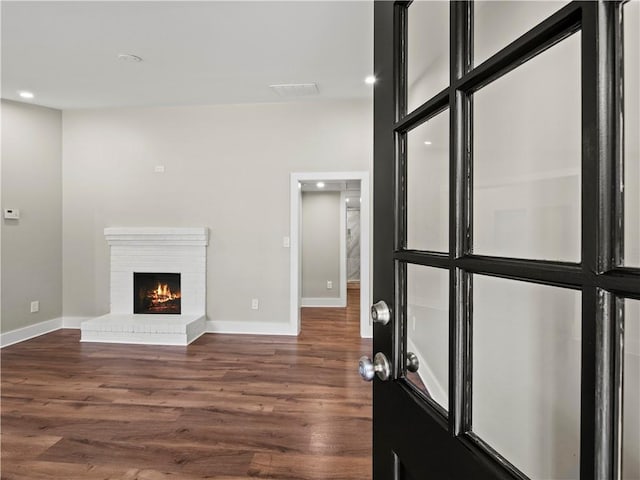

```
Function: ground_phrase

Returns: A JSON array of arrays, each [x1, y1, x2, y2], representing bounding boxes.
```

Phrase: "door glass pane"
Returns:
[[473, 275, 581, 479], [406, 264, 449, 410], [474, 0, 569, 66], [624, 0, 640, 267], [407, 110, 449, 252], [473, 33, 581, 261], [623, 298, 640, 480], [407, 0, 449, 113]]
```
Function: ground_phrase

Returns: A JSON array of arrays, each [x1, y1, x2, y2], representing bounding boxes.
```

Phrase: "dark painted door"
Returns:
[[368, 1, 640, 479]]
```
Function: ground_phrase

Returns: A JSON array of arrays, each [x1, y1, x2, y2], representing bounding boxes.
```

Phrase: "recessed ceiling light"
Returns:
[[316, 182, 325, 188], [118, 53, 143, 62], [18, 91, 34, 99], [424, 141, 432, 145], [346, 198, 350, 202], [365, 75, 376, 85]]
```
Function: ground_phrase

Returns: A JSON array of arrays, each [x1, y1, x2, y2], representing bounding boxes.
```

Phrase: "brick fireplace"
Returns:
[[80, 227, 208, 345]]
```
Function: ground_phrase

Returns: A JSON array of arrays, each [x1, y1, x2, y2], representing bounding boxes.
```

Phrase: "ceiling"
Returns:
[[300, 180, 360, 192], [1, 1, 373, 110], [300, 180, 361, 206]]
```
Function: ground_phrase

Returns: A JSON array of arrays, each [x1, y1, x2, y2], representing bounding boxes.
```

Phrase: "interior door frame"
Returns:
[[290, 171, 372, 338], [373, 1, 640, 478]]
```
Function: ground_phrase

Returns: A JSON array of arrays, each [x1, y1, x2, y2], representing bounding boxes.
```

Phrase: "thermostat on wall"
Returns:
[[4, 209, 20, 219]]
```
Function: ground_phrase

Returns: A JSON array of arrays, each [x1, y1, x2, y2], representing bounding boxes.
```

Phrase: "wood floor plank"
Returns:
[[0, 433, 62, 460], [1, 292, 372, 479], [0, 461, 141, 480], [271, 396, 371, 418], [248, 452, 371, 480], [134, 470, 251, 480], [0, 397, 183, 422], [37, 438, 255, 477]]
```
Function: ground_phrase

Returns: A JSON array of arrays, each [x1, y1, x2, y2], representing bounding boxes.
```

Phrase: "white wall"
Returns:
[[474, 31, 581, 262], [1, 100, 63, 333], [473, 277, 581, 480], [62, 99, 371, 326], [301, 191, 341, 301], [406, 110, 449, 252], [474, 1, 568, 66], [624, 0, 640, 268], [406, 0, 449, 113]]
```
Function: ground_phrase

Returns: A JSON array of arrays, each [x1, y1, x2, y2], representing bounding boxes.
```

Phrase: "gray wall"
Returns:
[[62, 99, 371, 324], [301, 191, 341, 299], [1, 100, 62, 333]]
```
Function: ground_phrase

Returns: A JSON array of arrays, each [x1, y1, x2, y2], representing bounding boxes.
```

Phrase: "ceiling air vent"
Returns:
[[269, 83, 319, 97]]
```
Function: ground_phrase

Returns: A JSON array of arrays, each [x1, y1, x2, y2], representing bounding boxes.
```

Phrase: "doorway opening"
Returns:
[[289, 172, 371, 338]]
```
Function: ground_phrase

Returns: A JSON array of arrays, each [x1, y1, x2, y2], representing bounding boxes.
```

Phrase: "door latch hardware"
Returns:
[[370, 300, 391, 325], [406, 352, 419, 373], [359, 352, 392, 381]]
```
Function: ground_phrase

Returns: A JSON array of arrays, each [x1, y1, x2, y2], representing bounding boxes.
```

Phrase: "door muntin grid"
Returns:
[[394, 1, 639, 478]]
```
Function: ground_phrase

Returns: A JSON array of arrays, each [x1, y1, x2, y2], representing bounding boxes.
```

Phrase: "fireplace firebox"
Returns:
[[134, 273, 181, 314]]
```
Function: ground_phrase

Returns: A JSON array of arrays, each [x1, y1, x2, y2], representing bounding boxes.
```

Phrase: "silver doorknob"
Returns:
[[371, 300, 391, 325], [406, 352, 419, 373], [358, 356, 375, 381], [359, 352, 391, 381]]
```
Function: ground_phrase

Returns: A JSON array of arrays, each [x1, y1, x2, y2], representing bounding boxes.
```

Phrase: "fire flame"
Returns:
[[151, 283, 180, 303]]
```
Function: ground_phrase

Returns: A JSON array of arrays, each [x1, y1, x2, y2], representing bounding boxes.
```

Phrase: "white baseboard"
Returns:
[[2, 317, 299, 348], [360, 327, 373, 339], [205, 320, 297, 336], [301, 297, 346, 308], [1, 317, 63, 348]]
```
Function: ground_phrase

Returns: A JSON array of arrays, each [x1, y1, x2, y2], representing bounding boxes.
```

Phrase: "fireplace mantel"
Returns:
[[104, 227, 208, 247], [81, 227, 209, 345]]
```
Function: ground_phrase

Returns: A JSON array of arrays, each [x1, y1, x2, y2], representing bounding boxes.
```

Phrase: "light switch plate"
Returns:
[[4, 208, 20, 219]]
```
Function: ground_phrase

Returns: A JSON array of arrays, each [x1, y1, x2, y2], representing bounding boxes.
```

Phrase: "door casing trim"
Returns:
[[289, 171, 371, 338]]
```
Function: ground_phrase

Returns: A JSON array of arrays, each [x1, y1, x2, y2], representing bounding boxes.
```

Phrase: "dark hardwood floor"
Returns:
[[1, 284, 372, 479]]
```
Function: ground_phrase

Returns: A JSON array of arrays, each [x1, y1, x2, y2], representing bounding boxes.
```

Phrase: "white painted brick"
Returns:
[[86, 229, 208, 344]]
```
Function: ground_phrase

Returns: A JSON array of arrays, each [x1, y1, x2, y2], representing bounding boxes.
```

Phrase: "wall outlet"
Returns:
[[282, 236, 290, 248], [30, 300, 40, 313], [154, 165, 165, 173], [251, 298, 259, 310], [327, 280, 333, 290]]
